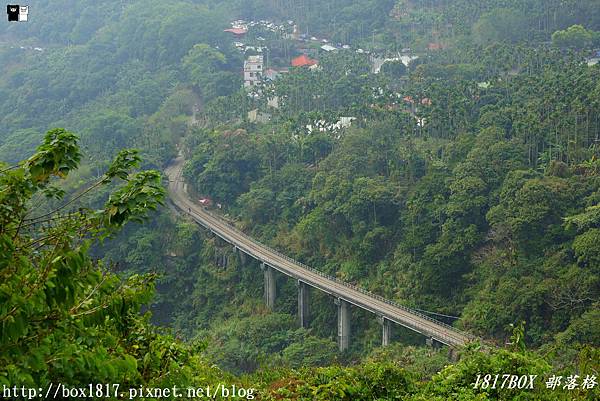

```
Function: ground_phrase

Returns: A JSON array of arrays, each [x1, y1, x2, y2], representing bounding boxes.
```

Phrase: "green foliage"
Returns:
[[572, 228, 600, 268], [202, 313, 337, 374], [25, 128, 81, 183], [102, 170, 165, 228], [231, 0, 396, 45], [473, 8, 529, 44], [280, 336, 338, 368], [508, 321, 527, 352], [182, 44, 241, 101], [261, 362, 415, 401], [0, 131, 230, 388], [552, 25, 600, 48], [254, 344, 600, 400], [184, 129, 261, 204], [367, 344, 449, 380], [487, 174, 575, 253], [409, 346, 554, 401], [554, 306, 600, 347], [564, 204, 600, 232], [238, 163, 313, 226], [105, 149, 142, 180], [381, 59, 408, 78]]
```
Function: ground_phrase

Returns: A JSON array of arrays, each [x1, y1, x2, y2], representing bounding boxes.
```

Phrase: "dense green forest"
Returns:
[[1, 0, 599, 399]]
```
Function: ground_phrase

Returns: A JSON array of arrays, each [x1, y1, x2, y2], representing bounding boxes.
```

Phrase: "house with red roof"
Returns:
[[224, 27, 247, 37], [291, 54, 318, 68]]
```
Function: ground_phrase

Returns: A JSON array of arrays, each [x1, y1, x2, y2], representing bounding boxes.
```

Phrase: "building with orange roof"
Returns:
[[224, 27, 248, 37], [291, 54, 318, 67]]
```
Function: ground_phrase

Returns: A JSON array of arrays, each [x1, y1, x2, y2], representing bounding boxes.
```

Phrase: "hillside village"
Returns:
[[223, 18, 423, 129], [218, 17, 600, 136]]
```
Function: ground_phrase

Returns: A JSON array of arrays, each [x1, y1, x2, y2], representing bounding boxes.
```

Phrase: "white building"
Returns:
[[371, 55, 418, 74], [244, 55, 264, 88], [267, 96, 280, 109], [248, 109, 271, 123]]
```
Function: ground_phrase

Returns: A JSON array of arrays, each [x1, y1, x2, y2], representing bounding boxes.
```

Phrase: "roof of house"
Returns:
[[246, 55, 263, 63], [265, 68, 289, 79], [224, 28, 248, 35], [291, 54, 318, 67]]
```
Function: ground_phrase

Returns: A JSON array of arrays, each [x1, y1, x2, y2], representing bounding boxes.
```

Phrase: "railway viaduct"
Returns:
[[166, 155, 475, 351]]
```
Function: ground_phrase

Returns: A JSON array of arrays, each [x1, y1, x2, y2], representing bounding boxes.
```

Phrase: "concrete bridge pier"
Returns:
[[214, 250, 228, 268], [261, 262, 276, 309], [297, 281, 309, 328], [335, 298, 350, 352], [379, 316, 392, 347], [448, 347, 459, 362], [234, 246, 247, 266]]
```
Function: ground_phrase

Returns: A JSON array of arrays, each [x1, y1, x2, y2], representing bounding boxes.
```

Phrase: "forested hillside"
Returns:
[[1, 0, 599, 399], [0, 0, 236, 165]]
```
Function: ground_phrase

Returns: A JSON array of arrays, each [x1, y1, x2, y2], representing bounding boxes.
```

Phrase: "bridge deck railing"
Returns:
[[175, 193, 475, 343]]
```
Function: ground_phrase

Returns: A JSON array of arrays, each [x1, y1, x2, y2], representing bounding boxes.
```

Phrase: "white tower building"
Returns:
[[244, 55, 264, 88]]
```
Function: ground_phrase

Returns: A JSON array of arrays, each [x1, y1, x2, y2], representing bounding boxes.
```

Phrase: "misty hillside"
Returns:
[[1, 1, 599, 400]]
